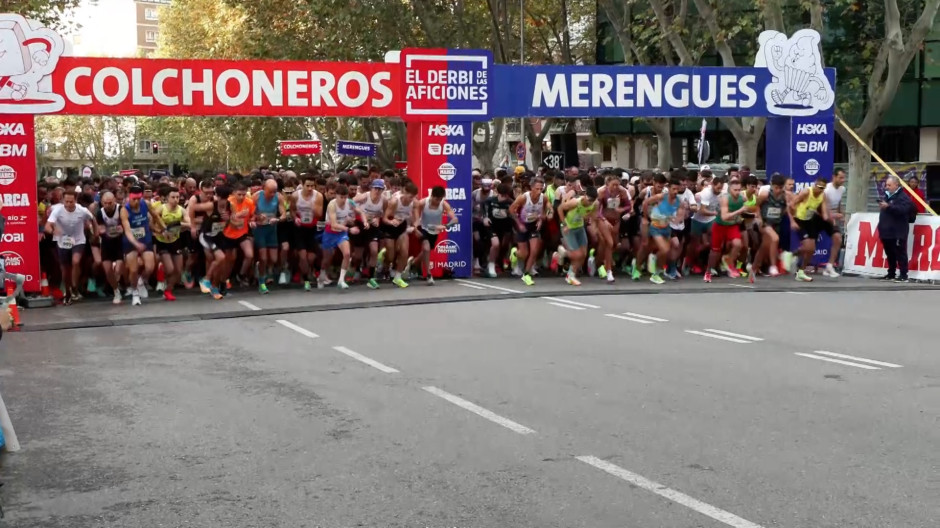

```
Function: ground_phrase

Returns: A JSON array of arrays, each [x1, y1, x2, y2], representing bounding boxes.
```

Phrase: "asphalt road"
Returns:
[[1, 289, 937, 527]]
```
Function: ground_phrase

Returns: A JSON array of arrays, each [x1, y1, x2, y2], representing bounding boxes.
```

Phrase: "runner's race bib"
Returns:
[[300, 211, 314, 224], [131, 227, 146, 240], [525, 212, 539, 223], [209, 222, 224, 236], [107, 225, 122, 237], [492, 209, 507, 219], [766, 206, 782, 220], [316, 220, 326, 230], [59, 236, 74, 249], [607, 197, 620, 210]]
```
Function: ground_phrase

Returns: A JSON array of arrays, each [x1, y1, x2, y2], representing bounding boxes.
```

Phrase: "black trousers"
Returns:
[[881, 237, 908, 278]]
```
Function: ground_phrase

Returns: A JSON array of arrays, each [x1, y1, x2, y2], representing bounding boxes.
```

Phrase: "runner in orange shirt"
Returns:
[[222, 182, 257, 289]]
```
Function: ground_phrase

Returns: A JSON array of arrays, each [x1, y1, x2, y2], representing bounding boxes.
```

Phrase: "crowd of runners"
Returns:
[[38, 163, 846, 306]]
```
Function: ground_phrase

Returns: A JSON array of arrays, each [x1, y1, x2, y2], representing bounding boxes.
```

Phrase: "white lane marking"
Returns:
[[795, 352, 880, 370], [238, 300, 262, 311], [548, 302, 586, 311], [576, 456, 767, 528], [541, 296, 600, 309], [784, 291, 810, 295], [455, 279, 522, 294], [684, 330, 750, 344], [812, 350, 902, 368], [728, 283, 755, 289], [703, 329, 763, 342], [605, 313, 654, 324], [423, 386, 535, 435], [333, 346, 399, 374], [276, 319, 319, 339], [457, 283, 487, 290], [622, 311, 668, 322]]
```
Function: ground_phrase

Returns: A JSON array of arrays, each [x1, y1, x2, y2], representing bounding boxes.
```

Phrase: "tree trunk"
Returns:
[[736, 136, 759, 170], [646, 118, 671, 170], [846, 141, 873, 215]]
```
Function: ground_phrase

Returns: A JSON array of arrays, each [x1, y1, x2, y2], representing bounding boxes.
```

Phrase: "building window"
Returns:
[[602, 143, 613, 162], [145, 30, 158, 43], [138, 140, 152, 154], [145, 8, 158, 21]]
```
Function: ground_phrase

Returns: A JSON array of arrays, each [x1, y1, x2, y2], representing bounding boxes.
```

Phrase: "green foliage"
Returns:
[[0, 0, 82, 30]]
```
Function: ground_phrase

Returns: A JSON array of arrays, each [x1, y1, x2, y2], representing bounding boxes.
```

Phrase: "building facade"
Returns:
[[135, 0, 170, 56]]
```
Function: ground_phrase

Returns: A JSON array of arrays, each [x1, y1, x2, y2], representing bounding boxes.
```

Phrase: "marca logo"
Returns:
[[803, 158, 820, 176], [796, 123, 828, 135], [428, 124, 465, 137], [444, 187, 465, 201], [0, 144, 27, 157], [0, 123, 25, 136], [434, 239, 460, 254], [1, 233, 23, 243], [428, 143, 465, 156], [438, 162, 456, 181], [0, 165, 16, 185], [796, 141, 828, 153], [1, 193, 31, 206]]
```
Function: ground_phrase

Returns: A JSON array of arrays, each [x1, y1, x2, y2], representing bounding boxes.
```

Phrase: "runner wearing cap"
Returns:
[[353, 178, 388, 289], [121, 185, 162, 306]]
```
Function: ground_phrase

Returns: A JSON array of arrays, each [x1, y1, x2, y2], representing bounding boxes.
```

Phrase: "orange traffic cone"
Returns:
[[6, 285, 21, 328], [155, 263, 166, 292], [40, 273, 50, 297]]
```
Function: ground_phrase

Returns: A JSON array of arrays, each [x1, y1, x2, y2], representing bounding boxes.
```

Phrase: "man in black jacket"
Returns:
[[878, 175, 915, 282]]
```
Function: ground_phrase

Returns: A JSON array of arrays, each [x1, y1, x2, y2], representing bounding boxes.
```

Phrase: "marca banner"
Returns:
[[844, 213, 940, 280], [407, 121, 472, 278], [336, 140, 377, 157], [0, 114, 40, 292]]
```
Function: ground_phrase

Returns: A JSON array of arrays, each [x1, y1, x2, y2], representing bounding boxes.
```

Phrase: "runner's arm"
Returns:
[[120, 206, 137, 245], [382, 198, 397, 225], [788, 189, 808, 219], [442, 200, 457, 227], [718, 195, 736, 222], [327, 201, 345, 232]]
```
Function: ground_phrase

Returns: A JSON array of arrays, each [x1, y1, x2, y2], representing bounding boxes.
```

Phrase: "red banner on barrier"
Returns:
[[844, 213, 940, 280], [50, 57, 400, 117], [277, 140, 322, 156], [0, 115, 40, 292]]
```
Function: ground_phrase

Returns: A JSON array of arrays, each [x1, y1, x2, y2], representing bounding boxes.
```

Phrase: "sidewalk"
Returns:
[[18, 275, 937, 332]]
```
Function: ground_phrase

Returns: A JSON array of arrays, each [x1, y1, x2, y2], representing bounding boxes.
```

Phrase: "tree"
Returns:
[[599, 0, 675, 170], [806, 0, 940, 214], [1, 0, 83, 30], [36, 115, 139, 174]]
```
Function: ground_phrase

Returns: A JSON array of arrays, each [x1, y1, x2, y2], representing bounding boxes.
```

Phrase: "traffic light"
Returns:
[[152, 142, 159, 154]]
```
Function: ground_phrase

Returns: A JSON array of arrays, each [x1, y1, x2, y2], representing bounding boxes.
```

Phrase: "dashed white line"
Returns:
[[276, 319, 319, 339], [622, 311, 668, 322], [454, 279, 522, 294], [685, 330, 750, 344], [576, 456, 767, 528], [795, 352, 880, 370], [457, 282, 487, 290], [541, 297, 600, 309], [811, 350, 902, 368], [728, 283, 755, 289], [548, 302, 586, 311], [423, 386, 535, 435], [332, 346, 399, 374], [702, 329, 763, 342], [238, 300, 262, 311], [605, 313, 655, 324]]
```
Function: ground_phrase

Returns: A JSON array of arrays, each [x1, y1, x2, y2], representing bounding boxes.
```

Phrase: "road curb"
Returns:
[[18, 282, 938, 332]]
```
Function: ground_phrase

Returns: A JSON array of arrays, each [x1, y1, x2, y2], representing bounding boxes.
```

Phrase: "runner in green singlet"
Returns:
[[558, 186, 600, 286]]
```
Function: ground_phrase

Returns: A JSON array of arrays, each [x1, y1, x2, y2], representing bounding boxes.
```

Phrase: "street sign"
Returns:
[[277, 140, 322, 156], [515, 142, 526, 161], [336, 140, 377, 157], [541, 151, 565, 171]]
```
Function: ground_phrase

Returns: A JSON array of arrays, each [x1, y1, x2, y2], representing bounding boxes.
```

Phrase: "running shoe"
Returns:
[[113, 289, 122, 305], [377, 248, 386, 267], [367, 278, 379, 289], [598, 265, 607, 279], [182, 271, 195, 289], [703, 271, 713, 283], [210, 286, 223, 300], [795, 269, 813, 282], [664, 269, 679, 280], [138, 278, 148, 298], [338, 280, 349, 290], [727, 266, 741, 279], [747, 263, 755, 284], [521, 274, 535, 286], [566, 273, 582, 286], [163, 290, 177, 302], [392, 277, 409, 288], [631, 266, 641, 281], [199, 278, 212, 294], [87, 278, 97, 294], [304, 280, 312, 292], [650, 273, 665, 285], [278, 271, 289, 285], [426, 276, 435, 286], [259, 283, 269, 295], [606, 271, 615, 283], [509, 247, 518, 270], [132, 291, 142, 305], [822, 263, 840, 278], [768, 265, 781, 277], [550, 252, 560, 273]]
